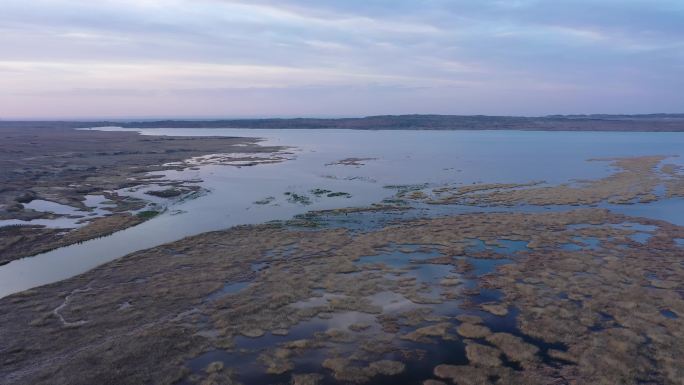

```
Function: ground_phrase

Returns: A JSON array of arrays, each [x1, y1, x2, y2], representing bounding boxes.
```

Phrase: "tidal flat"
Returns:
[[0, 126, 289, 265], [1, 128, 684, 385]]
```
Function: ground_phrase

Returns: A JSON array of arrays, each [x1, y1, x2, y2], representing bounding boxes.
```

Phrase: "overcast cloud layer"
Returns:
[[1, 0, 683, 118]]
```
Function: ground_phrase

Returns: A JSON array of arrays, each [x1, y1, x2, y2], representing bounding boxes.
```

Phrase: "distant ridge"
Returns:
[[2, 114, 684, 131]]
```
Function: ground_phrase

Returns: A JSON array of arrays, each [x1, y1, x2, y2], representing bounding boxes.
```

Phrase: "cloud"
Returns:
[[0, 0, 682, 118]]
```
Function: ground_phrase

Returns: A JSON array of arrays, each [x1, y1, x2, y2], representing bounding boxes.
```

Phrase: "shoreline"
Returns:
[[0, 126, 289, 265], [1, 127, 684, 384], [3, 113, 684, 132]]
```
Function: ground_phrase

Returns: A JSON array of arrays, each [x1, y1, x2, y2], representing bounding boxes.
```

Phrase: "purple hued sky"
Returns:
[[1, 0, 683, 119]]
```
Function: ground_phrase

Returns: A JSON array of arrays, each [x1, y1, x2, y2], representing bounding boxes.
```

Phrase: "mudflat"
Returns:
[[2, 207, 682, 384], [0, 126, 286, 264], [1, 131, 683, 384]]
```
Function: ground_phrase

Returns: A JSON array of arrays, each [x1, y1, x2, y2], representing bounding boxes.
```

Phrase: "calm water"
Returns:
[[1, 129, 684, 297], [0, 195, 117, 228]]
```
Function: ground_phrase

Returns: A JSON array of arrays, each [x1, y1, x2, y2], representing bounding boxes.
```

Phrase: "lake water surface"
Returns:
[[1, 129, 684, 297]]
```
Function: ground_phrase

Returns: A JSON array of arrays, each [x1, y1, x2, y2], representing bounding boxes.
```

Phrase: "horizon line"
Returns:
[[2, 112, 684, 122]]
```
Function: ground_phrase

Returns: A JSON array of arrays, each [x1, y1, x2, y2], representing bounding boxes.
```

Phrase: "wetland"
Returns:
[[1, 127, 684, 385]]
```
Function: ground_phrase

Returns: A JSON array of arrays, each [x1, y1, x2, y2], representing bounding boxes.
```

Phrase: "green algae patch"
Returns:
[[309, 189, 351, 198], [326, 192, 352, 198], [145, 188, 183, 198], [284, 192, 312, 205], [136, 210, 161, 219], [310, 188, 332, 196], [253, 196, 275, 205]]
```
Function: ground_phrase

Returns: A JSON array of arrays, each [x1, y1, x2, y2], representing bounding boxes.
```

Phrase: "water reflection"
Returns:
[[2, 129, 684, 297]]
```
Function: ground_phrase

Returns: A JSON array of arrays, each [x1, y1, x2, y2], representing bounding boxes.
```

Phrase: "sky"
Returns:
[[1, 0, 683, 119]]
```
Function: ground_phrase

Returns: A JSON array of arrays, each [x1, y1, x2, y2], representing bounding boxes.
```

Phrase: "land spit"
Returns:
[[0, 126, 289, 264]]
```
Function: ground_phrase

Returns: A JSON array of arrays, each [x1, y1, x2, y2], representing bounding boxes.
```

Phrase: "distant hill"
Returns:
[[3, 114, 684, 131]]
